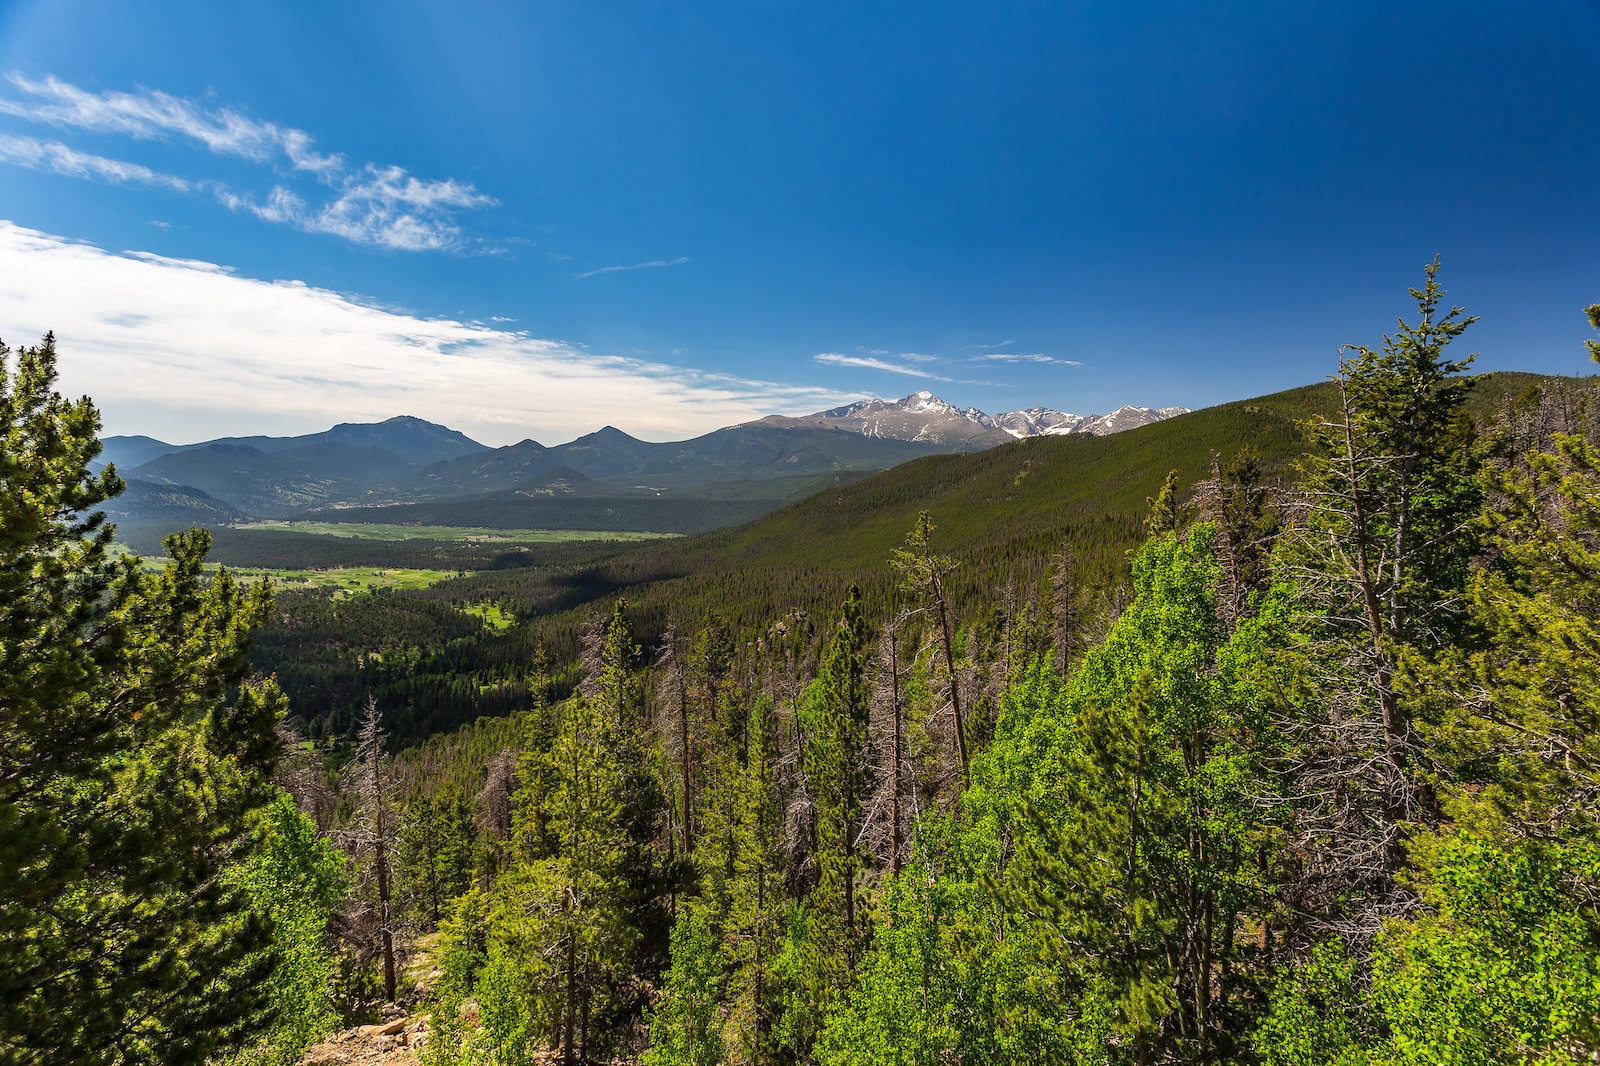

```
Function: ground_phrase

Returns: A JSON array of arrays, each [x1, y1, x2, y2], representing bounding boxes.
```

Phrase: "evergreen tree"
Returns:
[[1278, 259, 1481, 924], [469, 601, 668, 1065], [891, 512, 969, 785], [804, 584, 872, 973], [399, 783, 478, 927], [0, 334, 286, 1064], [1200, 445, 1280, 626], [511, 638, 559, 863], [1144, 468, 1185, 536], [722, 694, 788, 1063]]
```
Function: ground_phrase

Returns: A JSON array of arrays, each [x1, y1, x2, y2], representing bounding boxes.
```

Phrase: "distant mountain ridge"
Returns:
[[99, 415, 486, 473], [97, 393, 1189, 531], [760, 390, 1188, 449]]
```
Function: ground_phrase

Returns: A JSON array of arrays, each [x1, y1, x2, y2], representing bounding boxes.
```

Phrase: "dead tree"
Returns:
[[865, 615, 912, 876], [343, 696, 400, 1003]]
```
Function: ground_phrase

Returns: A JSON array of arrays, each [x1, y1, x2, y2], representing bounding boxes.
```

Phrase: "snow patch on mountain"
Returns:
[[807, 392, 1187, 442]]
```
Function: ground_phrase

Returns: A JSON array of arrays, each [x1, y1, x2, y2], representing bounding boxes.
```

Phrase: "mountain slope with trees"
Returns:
[[8, 269, 1600, 1065]]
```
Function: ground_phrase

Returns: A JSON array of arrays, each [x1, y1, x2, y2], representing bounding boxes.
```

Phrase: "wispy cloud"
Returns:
[[0, 74, 342, 173], [975, 339, 1015, 350], [814, 352, 955, 381], [975, 352, 1083, 366], [0, 133, 190, 191], [0, 222, 852, 445], [0, 75, 495, 252], [574, 255, 690, 280], [216, 165, 495, 252]]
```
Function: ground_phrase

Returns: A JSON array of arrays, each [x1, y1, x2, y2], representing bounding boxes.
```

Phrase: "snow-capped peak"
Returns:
[[801, 392, 1188, 443]]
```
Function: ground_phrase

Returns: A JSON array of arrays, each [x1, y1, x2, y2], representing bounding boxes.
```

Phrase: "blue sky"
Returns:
[[0, 1, 1596, 445]]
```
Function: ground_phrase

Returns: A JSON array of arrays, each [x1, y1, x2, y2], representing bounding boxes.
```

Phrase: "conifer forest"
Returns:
[[7, 268, 1600, 1065]]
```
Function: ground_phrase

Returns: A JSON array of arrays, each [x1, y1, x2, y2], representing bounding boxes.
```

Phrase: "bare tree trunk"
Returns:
[[889, 625, 904, 877], [679, 655, 693, 858], [936, 595, 968, 784], [563, 895, 577, 1066], [375, 833, 396, 1002], [353, 697, 399, 1004]]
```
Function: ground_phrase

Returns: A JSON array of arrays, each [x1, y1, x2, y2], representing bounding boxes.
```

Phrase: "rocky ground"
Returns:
[[300, 1006, 426, 1065]]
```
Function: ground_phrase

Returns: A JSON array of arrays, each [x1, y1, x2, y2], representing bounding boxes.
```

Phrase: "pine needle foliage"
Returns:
[[0, 334, 285, 1065]]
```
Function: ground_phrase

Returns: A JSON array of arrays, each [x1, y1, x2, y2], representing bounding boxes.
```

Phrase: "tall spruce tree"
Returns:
[[0, 334, 285, 1064], [1279, 259, 1481, 928], [803, 584, 872, 974]]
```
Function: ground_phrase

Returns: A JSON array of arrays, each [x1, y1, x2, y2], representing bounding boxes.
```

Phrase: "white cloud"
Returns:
[[215, 165, 496, 252], [975, 352, 1083, 366], [0, 222, 851, 445], [0, 133, 190, 191], [575, 256, 690, 280], [814, 352, 955, 381], [0, 74, 342, 174], [0, 75, 495, 252]]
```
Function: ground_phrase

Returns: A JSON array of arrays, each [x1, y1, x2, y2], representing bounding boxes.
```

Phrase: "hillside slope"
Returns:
[[425, 372, 1547, 638]]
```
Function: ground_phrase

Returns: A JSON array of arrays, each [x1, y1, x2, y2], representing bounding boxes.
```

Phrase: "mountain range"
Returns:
[[764, 390, 1189, 447], [97, 392, 1189, 536]]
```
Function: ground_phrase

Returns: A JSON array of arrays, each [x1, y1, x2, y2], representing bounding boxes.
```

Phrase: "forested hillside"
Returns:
[[363, 271, 1600, 1065], [8, 275, 1600, 1065], [247, 367, 1550, 746]]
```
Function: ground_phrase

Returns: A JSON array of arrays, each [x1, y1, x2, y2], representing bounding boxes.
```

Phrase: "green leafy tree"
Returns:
[[420, 888, 491, 1066], [982, 527, 1266, 1062], [0, 333, 286, 1064], [1257, 832, 1600, 1065], [222, 789, 348, 1066], [820, 811, 1110, 1066]]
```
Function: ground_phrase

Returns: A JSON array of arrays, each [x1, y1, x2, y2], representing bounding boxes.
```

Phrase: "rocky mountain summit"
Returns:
[[762, 390, 1188, 449], [992, 402, 1191, 438]]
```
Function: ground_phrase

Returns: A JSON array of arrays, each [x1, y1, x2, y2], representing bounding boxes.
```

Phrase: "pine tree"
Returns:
[[1279, 259, 1482, 926], [511, 638, 558, 863], [804, 584, 872, 974], [0, 333, 286, 1064], [723, 694, 788, 1063], [891, 512, 969, 785], [1144, 468, 1184, 536]]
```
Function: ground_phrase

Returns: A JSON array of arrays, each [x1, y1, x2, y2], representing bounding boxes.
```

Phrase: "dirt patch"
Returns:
[[300, 1014, 426, 1065]]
